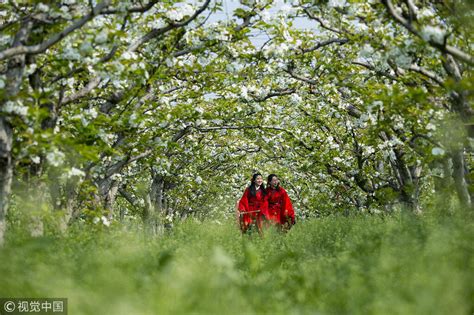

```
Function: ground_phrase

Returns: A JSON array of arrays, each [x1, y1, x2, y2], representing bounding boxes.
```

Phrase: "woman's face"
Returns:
[[255, 175, 263, 186], [270, 176, 279, 188]]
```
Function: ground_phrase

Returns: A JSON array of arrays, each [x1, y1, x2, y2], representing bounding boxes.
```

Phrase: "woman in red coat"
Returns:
[[237, 173, 268, 234], [265, 174, 295, 230]]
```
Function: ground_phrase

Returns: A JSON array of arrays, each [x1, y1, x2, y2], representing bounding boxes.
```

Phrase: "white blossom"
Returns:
[[62, 47, 81, 60], [431, 147, 445, 156], [359, 44, 374, 59], [421, 25, 445, 44], [394, 52, 412, 68], [37, 3, 49, 12], [31, 156, 41, 164], [166, 4, 195, 22], [46, 149, 65, 167], [122, 51, 138, 60], [260, 11, 273, 23], [418, 8, 435, 19], [328, 0, 347, 8], [95, 30, 108, 44], [290, 94, 302, 105], [3, 101, 28, 116], [426, 122, 436, 131], [101, 216, 111, 227], [68, 167, 85, 178]]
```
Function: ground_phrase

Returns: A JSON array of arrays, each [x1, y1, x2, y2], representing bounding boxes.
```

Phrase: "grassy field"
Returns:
[[1, 209, 473, 315]]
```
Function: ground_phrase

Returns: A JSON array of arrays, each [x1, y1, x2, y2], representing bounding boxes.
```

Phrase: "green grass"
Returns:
[[0, 209, 473, 315]]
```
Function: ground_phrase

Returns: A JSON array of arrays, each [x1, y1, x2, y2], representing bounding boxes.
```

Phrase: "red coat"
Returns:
[[266, 186, 295, 225], [238, 187, 268, 225]]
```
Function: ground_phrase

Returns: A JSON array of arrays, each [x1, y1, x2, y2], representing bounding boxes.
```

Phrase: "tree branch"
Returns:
[[0, 1, 111, 61], [300, 38, 349, 54], [382, 0, 474, 65], [128, 0, 211, 52], [101, 0, 160, 14]]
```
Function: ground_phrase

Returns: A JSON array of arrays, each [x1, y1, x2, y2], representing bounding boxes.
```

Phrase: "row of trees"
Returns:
[[0, 0, 472, 243]]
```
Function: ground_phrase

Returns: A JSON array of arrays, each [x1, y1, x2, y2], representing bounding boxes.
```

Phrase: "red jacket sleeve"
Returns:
[[261, 193, 269, 217], [238, 188, 249, 212], [282, 188, 295, 223]]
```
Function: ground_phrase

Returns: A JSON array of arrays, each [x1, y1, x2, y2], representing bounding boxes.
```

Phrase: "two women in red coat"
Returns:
[[237, 173, 295, 234]]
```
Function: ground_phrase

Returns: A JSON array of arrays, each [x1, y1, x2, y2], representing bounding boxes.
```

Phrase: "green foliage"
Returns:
[[1, 207, 472, 315]]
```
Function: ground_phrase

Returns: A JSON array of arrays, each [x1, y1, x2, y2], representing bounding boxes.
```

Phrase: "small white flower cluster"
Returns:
[[426, 122, 436, 131], [421, 25, 445, 45], [259, 10, 273, 23], [37, 3, 50, 12], [240, 85, 269, 101], [31, 156, 41, 164], [290, 93, 302, 105], [165, 4, 195, 22], [97, 129, 116, 146], [62, 46, 81, 60], [95, 29, 108, 44], [431, 147, 445, 156], [3, 101, 28, 116], [418, 8, 435, 19], [148, 18, 166, 29], [68, 167, 85, 178], [121, 51, 138, 60], [110, 173, 123, 182], [387, 45, 414, 68], [46, 149, 65, 167], [49, 5, 72, 20], [363, 145, 375, 156], [263, 42, 290, 58], [226, 61, 244, 74], [328, 0, 347, 8], [207, 27, 230, 41], [93, 215, 111, 227]]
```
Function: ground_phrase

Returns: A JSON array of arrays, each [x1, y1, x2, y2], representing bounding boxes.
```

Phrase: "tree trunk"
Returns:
[[0, 20, 33, 245], [149, 172, 165, 235], [451, 149, 471, 207], [0, 119, 13, 245], [443, 55, 473, 209]]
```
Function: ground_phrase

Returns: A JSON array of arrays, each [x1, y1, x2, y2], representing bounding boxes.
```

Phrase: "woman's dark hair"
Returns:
[[249, 173, 266, 196], [267, 174, 280, 190]]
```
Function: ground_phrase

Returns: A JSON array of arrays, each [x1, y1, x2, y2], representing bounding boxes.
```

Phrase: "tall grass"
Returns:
[[1, 208, 473, 315]]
